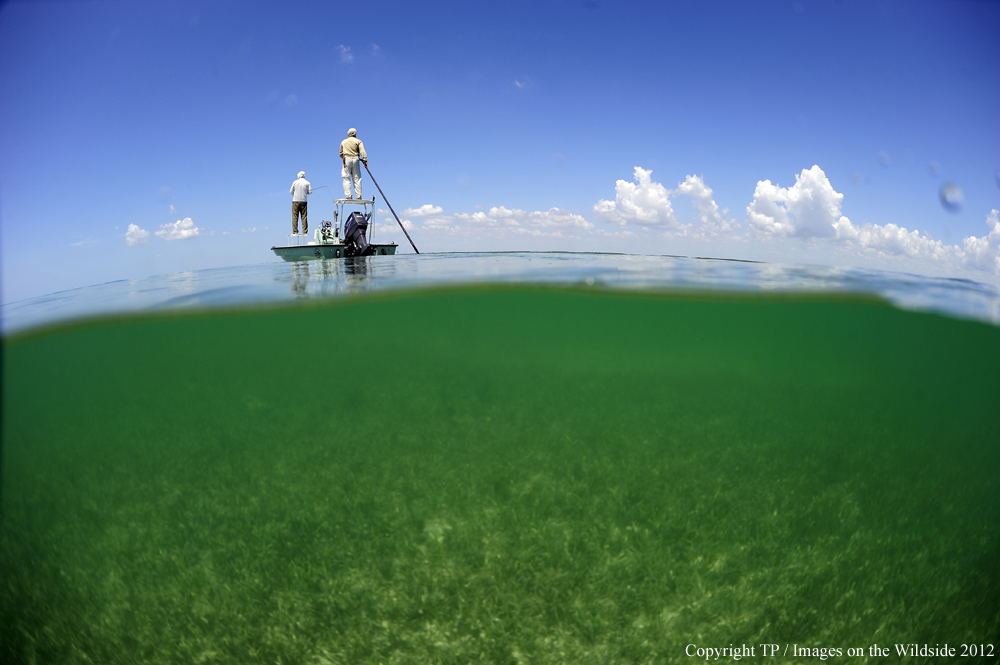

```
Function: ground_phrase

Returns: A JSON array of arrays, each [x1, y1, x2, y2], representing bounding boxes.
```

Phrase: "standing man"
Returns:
[[340, 128, 367, 200], [290, 170, 311, 235]]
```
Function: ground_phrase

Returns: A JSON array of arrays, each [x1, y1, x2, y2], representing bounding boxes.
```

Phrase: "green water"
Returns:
[[2, 287, 998, 663]]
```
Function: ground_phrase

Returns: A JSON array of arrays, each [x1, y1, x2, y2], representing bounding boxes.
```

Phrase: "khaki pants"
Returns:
[[292, 201, 308, 234], [342, 158, 362, 199]]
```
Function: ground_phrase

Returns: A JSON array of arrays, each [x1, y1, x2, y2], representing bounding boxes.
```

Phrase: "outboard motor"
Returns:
[[343, 211, 376, 257]]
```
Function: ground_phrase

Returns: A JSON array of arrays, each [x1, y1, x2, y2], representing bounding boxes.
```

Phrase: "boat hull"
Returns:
[[271, 243, 397, 261]]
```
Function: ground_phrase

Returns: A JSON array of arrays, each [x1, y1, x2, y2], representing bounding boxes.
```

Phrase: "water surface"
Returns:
[[4, 252, 999, 335]]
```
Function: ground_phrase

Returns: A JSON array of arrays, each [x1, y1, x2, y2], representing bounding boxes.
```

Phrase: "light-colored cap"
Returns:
[[298, 171, 305, 178], [347, 128, 356, 137]]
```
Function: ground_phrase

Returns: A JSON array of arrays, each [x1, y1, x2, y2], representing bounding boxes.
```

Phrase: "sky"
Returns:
[[1, 0, 998, 304]]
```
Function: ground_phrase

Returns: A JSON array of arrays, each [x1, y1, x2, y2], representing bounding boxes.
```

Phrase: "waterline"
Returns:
[[3, 252, 999, 334]]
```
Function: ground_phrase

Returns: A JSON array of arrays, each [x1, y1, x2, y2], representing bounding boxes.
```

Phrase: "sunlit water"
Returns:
[[3, 252, 1000, 334]]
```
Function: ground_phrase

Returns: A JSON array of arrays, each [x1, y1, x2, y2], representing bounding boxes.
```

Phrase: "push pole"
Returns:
[[363, 163, 419, 254]]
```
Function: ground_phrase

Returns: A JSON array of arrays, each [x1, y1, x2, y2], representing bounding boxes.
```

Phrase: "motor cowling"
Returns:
[[344, 212, 376, 257]]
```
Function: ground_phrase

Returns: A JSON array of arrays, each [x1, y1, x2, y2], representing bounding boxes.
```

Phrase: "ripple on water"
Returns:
[[2, 252, 999, 334]]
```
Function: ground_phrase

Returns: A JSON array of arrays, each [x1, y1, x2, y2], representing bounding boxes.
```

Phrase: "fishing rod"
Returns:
[[363, 163, 419, 254], [310, 185, 335, 202]]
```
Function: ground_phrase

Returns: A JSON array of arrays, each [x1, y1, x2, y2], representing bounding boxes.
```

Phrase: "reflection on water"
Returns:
[[3, 252, 999, 334], [287, 255, 386, 298]]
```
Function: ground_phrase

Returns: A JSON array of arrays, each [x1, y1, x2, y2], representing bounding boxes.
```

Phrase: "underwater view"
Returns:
[[4, 0, 999, 660], [3, 260, 999, 663]]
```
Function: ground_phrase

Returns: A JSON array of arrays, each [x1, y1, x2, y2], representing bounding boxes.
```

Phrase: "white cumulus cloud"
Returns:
[[384, 204, 592, 237], [421, 216, 454, 230], [375, 218, 415, 234], [456, 206, 593, 234], [156, 217, 201, 241], [744, 167, 1000, 276], [746, 165, 846, 238], [675, 174, 740, 236], [125, 224, 149, 246], [374, 204, 594, 240], [594, 167, 677, 228], [831, 210, 1000, 276], [960, 209, 1000, 273], [832, 218, 954, 262], [594, 168, 738, 238], [401, 204, 444, 217], [380, 207, 448, 230]]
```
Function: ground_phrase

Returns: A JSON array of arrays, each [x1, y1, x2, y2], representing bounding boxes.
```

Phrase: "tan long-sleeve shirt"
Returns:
[[340, 137, 367, 161]]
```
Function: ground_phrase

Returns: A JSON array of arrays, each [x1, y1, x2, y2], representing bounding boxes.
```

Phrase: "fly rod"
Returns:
[[363, 163, 419, 254]]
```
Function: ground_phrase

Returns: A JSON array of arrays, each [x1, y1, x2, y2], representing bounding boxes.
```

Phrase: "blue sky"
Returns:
[[1, 0, 998, 304]]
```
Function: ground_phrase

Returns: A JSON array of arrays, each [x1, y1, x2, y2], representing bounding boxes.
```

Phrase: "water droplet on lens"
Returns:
[[850, 172, 864, 186], [877, 151, 891, 167], [928, 161, 941, 177], [939, 182, 963, 212]]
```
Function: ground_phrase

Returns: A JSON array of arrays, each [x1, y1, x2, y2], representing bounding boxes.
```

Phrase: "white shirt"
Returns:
[[290, 178, 312, 202]]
